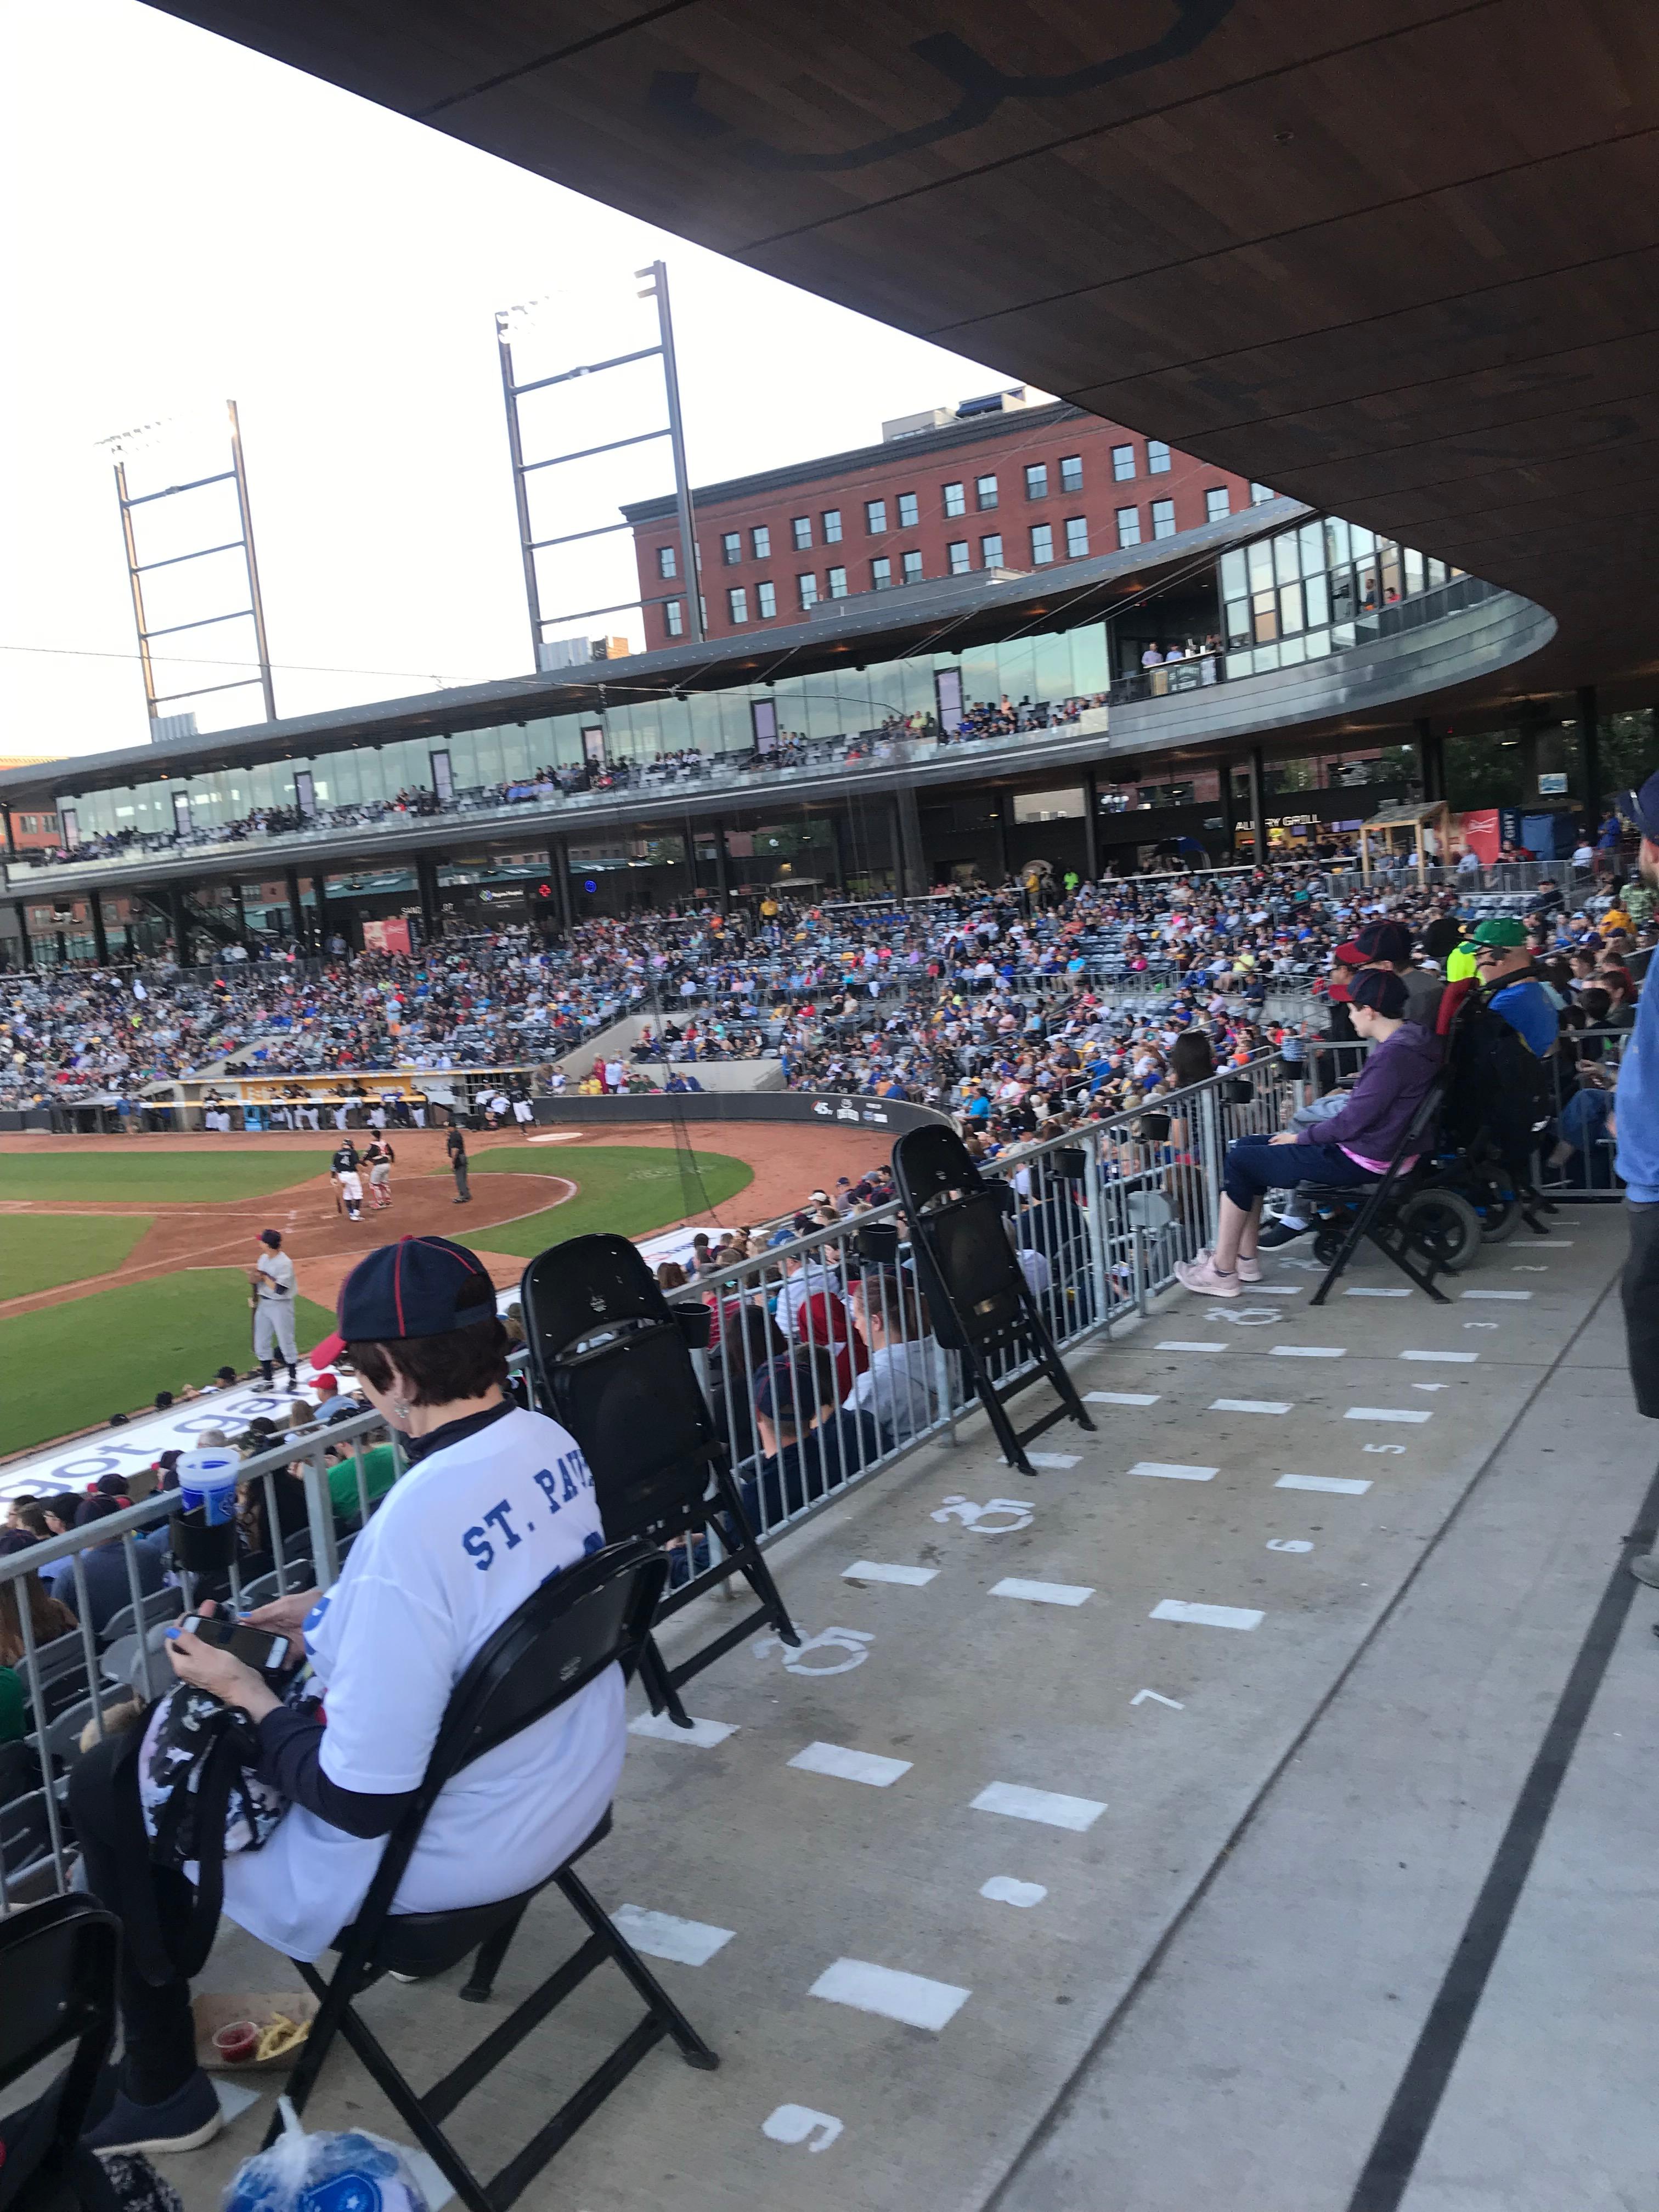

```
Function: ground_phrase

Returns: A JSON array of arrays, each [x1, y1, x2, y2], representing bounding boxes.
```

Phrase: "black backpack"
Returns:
[[1440, 984, 1554, 1171]]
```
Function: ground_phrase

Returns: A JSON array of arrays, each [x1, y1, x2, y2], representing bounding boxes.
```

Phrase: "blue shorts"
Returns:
[[1222, 1135, 1377, 1211]]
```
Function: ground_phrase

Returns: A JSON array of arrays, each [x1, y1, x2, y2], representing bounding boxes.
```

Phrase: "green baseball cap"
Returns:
[[1469, 916, 1528, 949]]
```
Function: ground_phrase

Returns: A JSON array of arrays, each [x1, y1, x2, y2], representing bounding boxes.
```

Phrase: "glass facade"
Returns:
[[1218, 516, 1457, 676], [59, 623, 1115, 844]]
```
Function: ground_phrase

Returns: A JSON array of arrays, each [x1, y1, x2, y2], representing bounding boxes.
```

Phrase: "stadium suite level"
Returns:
[[0, 471, 1617, 965]]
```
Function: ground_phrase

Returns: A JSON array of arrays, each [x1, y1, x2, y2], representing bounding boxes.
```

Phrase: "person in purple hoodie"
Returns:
[[1176, 968, 1442, 1299]]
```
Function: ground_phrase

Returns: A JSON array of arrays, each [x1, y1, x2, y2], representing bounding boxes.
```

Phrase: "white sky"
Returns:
[[0, 0, 1024, 761]]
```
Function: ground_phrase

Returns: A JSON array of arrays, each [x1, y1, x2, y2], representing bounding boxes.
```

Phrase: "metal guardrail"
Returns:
[[0, 1048, 1299, 1901]]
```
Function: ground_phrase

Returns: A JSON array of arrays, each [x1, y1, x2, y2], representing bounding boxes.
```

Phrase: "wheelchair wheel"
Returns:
[[1473, 1184, 1521, 1243], [1398, 1189, 1482, 1273], [1312, 1228, 1344, 1267]]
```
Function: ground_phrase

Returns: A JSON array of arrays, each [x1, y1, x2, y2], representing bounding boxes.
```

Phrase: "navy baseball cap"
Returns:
[[1616, 770, 1659, 843], [1356, 920, 1412, 964], [310, 1235, 496, 1367]]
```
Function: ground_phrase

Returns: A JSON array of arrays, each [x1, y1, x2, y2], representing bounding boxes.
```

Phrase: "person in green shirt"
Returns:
[[0, 1664, 24, 1745], [324, 1437, 400, 1525], [1446, 933, 1480, 982]]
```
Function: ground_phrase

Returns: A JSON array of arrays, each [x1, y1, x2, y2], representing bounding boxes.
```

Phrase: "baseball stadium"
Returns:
[[7, 8, 1659, 2212]]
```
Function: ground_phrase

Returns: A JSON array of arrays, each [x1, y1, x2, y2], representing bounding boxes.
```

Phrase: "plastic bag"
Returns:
[[223, 2098, 429, 2212]]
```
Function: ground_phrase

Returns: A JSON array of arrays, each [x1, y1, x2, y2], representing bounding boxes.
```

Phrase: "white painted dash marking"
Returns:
[[980, 1876, 1047, 1908], [1276, 1472, 1372, 1496], [1157, 1339, 1226, 1352], [843, 1560, 938, 1587], [612, 1906, 735, 1966], [1131, 1688, 1185, 1709], [1086, 1390, 1162, 1407], [1411, 1383, 1447, 1392], [1209, 1397, 1291, 1415], [1461, 1290, 1532, 1301], [628, 1712, 738, 1749], [972, 1781, 1107, 1831], [1270, 1344, 1347, 1358], [1251, 1284, 1301, 1295], [1345, 1406, 1431, 1424], [1128, 1459, 1218, 1482], [810, 1957, 970, 2032], [789, 1741, 912, 1788], [1027, 1451, 1080, 1469], [1401, 1348, 1477, 1363], [990, 1577, 1094, 1607], [1344, 1287, 1410, 1297], [1151, 1599, 1265, 1630]]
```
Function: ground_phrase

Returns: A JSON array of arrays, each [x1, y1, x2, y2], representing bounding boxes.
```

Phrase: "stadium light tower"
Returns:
[[495, 257, 704, 669], [100, 400, 277, 736]]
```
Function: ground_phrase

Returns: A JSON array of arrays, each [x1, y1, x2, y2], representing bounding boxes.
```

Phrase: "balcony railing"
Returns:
[[1108, 572, 1502, 706]]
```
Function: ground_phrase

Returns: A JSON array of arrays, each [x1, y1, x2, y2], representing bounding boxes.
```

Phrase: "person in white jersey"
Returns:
[[247, 1227, 299, 1389], [71, 1233, 625, 2155]]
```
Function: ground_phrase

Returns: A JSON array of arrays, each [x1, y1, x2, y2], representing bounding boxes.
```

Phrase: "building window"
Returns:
[[902, 548, 923, 583], [664, 598, 684, 637], [822, 507, 843, 543], [946, 539, 970, 574], [1065, 515, 1089, 557], [727, 586, 748, 623], [827, 565, 848, 598], [1112, 443, 1136, 481], [976, 473, 998, 510], [752, 524, 771, 560], [792, 515, 812, 550], [1059, 454, 1083, 493], [980, 532, 1003, 567], [1147, 440, 1171, 474], [798, 573, 819, 609], [1030, 523, 1054, 564], [943, 479, 966, 516], [871, 556, 892, 589], [656, 545, 678, 579], [866, 499, 887, 534], [1025, 462, 1048, 499], [898, 491, 919, 528], [721, 532, 741, 566], [1205, 487, 1231, 522], [1151, 499, 1176, 539], [1116, 506, 1141, 549], [1251, 482, 1274, 504], [757, 580, 776, 617]]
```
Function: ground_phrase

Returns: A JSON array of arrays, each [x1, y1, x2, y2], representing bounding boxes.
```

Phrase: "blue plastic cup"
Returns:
[[177, 1448, 241, 1527]]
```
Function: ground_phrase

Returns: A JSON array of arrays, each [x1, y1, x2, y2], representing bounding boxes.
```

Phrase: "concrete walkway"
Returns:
[[177, 1208, 1646, 2212]]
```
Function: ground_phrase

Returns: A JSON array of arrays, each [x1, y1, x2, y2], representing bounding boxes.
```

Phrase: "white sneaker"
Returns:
[[1175, 1254, 1240, 1299]]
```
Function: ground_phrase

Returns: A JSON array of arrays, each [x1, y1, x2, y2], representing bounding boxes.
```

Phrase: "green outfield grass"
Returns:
[[0, 1214, 154, 1299], [0, 1151, 333, 1204], [0, 1271, 336, 1459], [456, 1142, 753, 1259]]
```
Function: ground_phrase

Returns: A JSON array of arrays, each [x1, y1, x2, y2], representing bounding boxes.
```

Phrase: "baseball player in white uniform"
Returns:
[[249, 1228, 299, 1388]]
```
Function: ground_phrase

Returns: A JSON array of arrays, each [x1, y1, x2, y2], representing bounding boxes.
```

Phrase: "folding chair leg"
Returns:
[[556, 1869, 719, 2071], [965, 1353, 1036, 1476], [460, 1901, 529, 2004], [637, 1634, 694, 1728]]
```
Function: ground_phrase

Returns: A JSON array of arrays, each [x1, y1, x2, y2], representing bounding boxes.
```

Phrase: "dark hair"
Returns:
[[1169, 1030, 1216, 1085], [348, 1312, 509, 1408], [18, 1502, 57, 1538], [1579, 986, 1612, 1023], [74, 1496, 123, 1529]]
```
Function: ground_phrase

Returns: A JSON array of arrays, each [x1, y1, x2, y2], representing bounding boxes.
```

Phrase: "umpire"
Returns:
[[1616, 773, 1659, 1583]]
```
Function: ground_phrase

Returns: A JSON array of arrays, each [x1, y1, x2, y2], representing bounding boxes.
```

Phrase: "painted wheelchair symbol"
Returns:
[[753, 1627, 873, 1675], [930, 1495, 1036, 1534]]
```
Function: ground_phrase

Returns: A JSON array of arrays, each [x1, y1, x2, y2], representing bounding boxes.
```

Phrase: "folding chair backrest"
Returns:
[[357, 1540, 667, 1929], [521, 1235, 720, 1541], [892, 1127, 1026, 1354], [0, 1896, 120, 2203]]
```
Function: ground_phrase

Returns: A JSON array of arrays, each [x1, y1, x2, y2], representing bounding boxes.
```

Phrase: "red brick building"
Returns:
[[625, 393, 1266, 646]]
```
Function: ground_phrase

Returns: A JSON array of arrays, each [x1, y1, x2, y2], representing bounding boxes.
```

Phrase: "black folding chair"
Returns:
[[520, 1232, 799, 1729], [0, 1895, 121, 2212], [273, 1538, 717, 2212], [1307, 1074, 1453, 1306], [891, 1125, 1095, 1476]]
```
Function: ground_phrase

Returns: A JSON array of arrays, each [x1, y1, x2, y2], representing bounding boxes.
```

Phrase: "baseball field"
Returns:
[[0, 1117, 887, 1461]]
